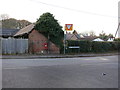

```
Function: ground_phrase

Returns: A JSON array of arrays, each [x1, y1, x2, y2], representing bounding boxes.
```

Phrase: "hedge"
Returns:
[[64, 40, 120, 54]]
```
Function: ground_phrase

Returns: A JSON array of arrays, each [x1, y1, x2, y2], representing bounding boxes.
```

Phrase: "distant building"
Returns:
[[14, 24, 60, 54], [80, 36, 97, 41], [0, 28, 19, 38], [65, 30, 97, 41], [14, 24, 34, 38], [107, 38, 114, 41], [66, 33, 79, 40], [65, 30, 80, 40], [93, 38, 104, 41]]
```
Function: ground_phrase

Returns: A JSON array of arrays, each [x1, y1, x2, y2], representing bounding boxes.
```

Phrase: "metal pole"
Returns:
[[48, 33, 49, 54], [115, 23, 120, 38], [64, 29, 66, 54]]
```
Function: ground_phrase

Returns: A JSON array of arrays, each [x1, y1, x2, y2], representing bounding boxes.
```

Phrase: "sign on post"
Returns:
[[65, 24, 73, 31], [69, 46, 80, 49], [64, 24, 73, 54]]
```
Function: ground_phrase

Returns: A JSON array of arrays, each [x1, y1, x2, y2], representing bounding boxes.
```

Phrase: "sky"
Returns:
[[0, 0, 120, 36]]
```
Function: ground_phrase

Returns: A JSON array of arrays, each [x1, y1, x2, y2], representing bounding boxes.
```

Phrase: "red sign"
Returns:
[[44, 43, 48, 49], [65, 24, 73, 31]]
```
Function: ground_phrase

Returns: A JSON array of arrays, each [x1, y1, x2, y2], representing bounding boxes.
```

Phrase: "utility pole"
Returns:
[[115, 23, 120, 38], [64, 30, 66, 54], [48, 33, 49, 54], [64, 24, 73, 54]]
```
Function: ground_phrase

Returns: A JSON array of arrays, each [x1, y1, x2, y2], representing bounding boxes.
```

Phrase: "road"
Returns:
[[2, 55, 118, 88]]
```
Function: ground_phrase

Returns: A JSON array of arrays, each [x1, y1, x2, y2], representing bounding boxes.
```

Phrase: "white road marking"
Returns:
[[3, 67, 29, 70], [99, 57, 109, 61]]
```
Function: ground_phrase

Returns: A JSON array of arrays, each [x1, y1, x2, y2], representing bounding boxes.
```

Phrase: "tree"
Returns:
[[89, 30, 96, 37], [114, 38, 120, 41], [18, 20, 32, 29], [99, 31, 114, 40], [80, 32, 89, 37], [108, 33, 114, 38], [99, 31, 108, 40], [2, 18, 31, 29], [79, 31, 96, 37], [34, 12, 64, 47], [0, 14, 9, 20]]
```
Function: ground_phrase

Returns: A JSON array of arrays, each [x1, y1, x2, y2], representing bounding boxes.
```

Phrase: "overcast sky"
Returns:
[[0, 0, 120, 36]]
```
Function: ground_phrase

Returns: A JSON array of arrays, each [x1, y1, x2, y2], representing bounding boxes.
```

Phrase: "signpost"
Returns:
[[64, 24, 73, 54], [69, 46, 80, 53]]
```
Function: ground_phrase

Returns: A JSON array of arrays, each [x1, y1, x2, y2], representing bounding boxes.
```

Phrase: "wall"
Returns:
[[29, 30, 60, 54], [49, 42, 60, 54]]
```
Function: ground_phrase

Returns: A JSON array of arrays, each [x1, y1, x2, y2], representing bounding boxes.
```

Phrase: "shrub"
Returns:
[[63, 40, 119, 54]]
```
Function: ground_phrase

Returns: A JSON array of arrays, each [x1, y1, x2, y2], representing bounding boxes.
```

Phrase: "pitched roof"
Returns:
[[79, 36, 97, 41], [65, 33, 74, 40], [93, 38, 104, 41], [0, 28, 19, 37], [73, 30, 80, 39], [66, 31, 80, 40], [107, 38, 114, 41], [14, 24, 34, 36]]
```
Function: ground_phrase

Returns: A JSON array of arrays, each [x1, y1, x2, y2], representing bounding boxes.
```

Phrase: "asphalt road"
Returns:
[[2, 55, 118, 88]]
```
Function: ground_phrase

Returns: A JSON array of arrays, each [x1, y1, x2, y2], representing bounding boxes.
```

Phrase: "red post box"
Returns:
[[44, 43, 48, 49]]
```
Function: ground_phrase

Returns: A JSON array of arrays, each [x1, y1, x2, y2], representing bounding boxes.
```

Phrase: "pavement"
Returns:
[[1, 52, 119, 59]]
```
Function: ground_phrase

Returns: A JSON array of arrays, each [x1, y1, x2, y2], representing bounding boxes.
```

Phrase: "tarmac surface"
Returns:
[[2, 55, 118, 88]]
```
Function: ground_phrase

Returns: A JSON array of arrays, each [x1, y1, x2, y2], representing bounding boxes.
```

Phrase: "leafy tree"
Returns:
[[99, 31, 108, 40], [108, 33, 114, 38], [34, 12, 64, 47], [2, 18, 17, 29], [99, 31, 114, 41], [114, 38, 120, 41], [18, 20, 32, 29], [80, 32, 89, 37], [0, 14, 9, 20], [79, 31, 96, 37], [89, 30, 96, 37], [2, 18, 31, 29]]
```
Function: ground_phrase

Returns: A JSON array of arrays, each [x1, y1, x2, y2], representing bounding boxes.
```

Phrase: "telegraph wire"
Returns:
[[30, 0, 118, 18]]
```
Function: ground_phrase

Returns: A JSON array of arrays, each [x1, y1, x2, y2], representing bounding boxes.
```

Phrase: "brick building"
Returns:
[[29, 30, 60, 54], [14, 24, 60, 54]]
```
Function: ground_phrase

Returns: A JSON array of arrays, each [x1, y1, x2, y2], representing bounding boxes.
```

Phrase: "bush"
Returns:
[[91, 41, 113, 52], [92, 41, 104, 52], [79, 41, 91, 52], [66, 40, 80, 54], [63, 40, 119, 54]]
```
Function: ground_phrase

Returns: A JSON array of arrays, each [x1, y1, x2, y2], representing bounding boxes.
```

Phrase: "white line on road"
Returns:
[[3, 67, 29, 70]]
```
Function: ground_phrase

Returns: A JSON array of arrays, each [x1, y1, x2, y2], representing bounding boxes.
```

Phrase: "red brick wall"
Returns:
[[29, 30, 60, 54]]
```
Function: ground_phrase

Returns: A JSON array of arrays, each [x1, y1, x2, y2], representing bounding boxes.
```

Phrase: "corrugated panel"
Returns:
[[2, 38, 28, 54]]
